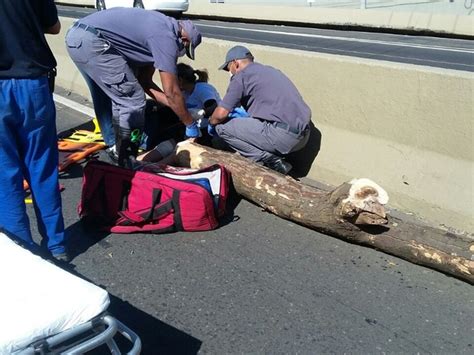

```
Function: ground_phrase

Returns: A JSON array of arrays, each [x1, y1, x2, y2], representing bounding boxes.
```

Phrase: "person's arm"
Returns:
[[146, 37, 194, 127], [194, 83, 220, 117], [210, 76, 243, 125], [209, 106, 230, 125], [45, 20, 61, 34], [159, 71, 194, 126], [137, 66, 169, 106], [203, 99, 218, 117], [41, 0, 60, 34]]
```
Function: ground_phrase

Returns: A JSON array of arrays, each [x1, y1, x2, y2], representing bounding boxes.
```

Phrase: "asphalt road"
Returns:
[[57, 5, 474, 72], [25, 90, 473, 353]]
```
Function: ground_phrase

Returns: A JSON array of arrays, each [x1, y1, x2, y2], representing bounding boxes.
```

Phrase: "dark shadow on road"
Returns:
[[57, 119, 97, 139], [58, 160, 86, 181], [106, 294, 202, 354], [56, 263, 203, 354], [287, 122, 322, 178], [218, 175, 242, 227], [65, 220, 111, 260]]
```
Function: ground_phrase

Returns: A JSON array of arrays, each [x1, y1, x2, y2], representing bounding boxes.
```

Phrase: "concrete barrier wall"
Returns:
[[49, 17, 474, 232]]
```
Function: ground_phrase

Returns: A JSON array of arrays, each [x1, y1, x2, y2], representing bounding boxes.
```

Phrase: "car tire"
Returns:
[[162, 11, 183, 19], [134, 0, 145, 8], [96, 0, 106, 11]]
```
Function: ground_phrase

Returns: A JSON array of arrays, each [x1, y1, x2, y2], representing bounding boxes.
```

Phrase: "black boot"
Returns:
[[116, 127, 141, 168], [116, 137, 139, 168], [105, 115, 121, 165], [265, 157, 292, 175], [105, 145, 118, 164]]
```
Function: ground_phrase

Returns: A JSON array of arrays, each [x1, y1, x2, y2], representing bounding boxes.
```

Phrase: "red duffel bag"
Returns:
[[78, 160, 229, 233]]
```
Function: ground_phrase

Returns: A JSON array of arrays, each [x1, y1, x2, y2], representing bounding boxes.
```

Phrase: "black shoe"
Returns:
[[117, 137, 139, 168], [266, 158, 292, 175], [105, 145, 119, 164], [52, 252, 71, 263]]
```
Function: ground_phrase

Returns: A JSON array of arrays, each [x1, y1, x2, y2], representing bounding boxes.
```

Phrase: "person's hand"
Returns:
[[189, 108, 205, 121], [185, 121, 202, 138], [208, 124, 218, 137], [228, 106, 249, 119]]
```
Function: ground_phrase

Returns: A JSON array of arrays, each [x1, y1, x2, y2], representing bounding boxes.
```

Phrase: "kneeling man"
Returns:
[[209, 45, 311, 174]]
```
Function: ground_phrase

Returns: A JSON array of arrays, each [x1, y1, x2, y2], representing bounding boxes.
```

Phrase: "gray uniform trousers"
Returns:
[[65, 25, 145, 132], [215, 117, 309, 164]]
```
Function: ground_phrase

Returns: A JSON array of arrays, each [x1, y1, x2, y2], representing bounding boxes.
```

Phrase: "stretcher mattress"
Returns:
[[0, 233, 110, 354]]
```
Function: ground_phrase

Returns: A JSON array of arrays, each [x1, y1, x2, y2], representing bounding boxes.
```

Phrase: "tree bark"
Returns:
[[167, 141, 474, 284]]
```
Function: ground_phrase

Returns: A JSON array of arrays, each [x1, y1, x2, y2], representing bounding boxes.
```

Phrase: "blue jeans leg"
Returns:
[[0, 80, 34, 248], [79, 68, 115, 146], [0, 78, 66, 255]]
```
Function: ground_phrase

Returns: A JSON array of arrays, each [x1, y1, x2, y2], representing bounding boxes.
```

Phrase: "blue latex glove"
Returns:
[[185, 121, 202, 138], [228, 106, 249, 119], [208, 124, 218, 137]]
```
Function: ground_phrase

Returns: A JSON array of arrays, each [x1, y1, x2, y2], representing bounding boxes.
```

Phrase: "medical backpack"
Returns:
[[78, 160, 230, 233]]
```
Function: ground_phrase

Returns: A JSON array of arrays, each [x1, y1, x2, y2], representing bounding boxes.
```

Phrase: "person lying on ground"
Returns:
[[137, 63, 221, 162]]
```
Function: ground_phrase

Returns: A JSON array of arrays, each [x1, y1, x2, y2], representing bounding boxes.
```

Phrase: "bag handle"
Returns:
[[119, 180, 132, 211], [117, 185, 159, 223], [145, 189, 162, 221], [117, 188, 175, 226]]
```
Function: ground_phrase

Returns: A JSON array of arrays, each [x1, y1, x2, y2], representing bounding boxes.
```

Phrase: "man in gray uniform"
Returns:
[[209, 46, 311, 175], [66, 8, 202, 167]]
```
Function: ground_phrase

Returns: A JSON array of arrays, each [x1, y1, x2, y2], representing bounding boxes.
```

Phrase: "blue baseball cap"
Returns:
[[179, 19, 202, 60], [219, 45, 254, 71]]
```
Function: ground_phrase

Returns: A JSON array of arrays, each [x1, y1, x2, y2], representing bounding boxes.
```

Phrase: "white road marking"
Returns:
[[215, 32, 473, 69], [53, 93, 95, 118], [198, 23, 474, 54]]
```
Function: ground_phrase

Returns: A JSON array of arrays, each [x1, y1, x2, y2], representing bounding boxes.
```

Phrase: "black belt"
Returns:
[[73, 22, 100, 36], [274, 121, 308, 135]]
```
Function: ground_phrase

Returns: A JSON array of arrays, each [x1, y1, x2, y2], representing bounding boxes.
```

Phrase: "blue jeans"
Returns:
[[0, 77, 66, 255], [78, 68, 116, 147]]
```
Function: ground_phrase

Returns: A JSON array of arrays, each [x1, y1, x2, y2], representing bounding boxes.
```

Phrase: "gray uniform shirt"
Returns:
[[219, 62, 311, 131], [81, 7, 182, 74]]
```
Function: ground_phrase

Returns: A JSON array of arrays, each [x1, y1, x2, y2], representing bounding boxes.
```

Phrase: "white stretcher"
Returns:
[[0, 232, 141, 354]]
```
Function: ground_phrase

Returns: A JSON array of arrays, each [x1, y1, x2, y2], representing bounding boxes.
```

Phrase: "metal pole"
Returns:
[[360, 0, 367, 9]]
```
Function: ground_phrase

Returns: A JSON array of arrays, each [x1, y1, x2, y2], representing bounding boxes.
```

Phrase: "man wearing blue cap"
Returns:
[[209, 45, 311, 175], [66, 8, 202, 167]]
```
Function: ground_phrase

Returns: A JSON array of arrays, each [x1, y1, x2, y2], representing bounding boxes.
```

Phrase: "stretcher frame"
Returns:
[[0, 231, 142, 355], [15, 314, 141, 354]]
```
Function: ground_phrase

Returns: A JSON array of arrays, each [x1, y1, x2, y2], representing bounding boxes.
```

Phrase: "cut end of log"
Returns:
[[174, 139, 207, 169], [340, 178, 389, 224], [347, 178, 389, 205]]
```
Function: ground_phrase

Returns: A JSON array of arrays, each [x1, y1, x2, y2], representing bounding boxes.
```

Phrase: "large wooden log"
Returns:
[[166, 141, 474, 284]]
